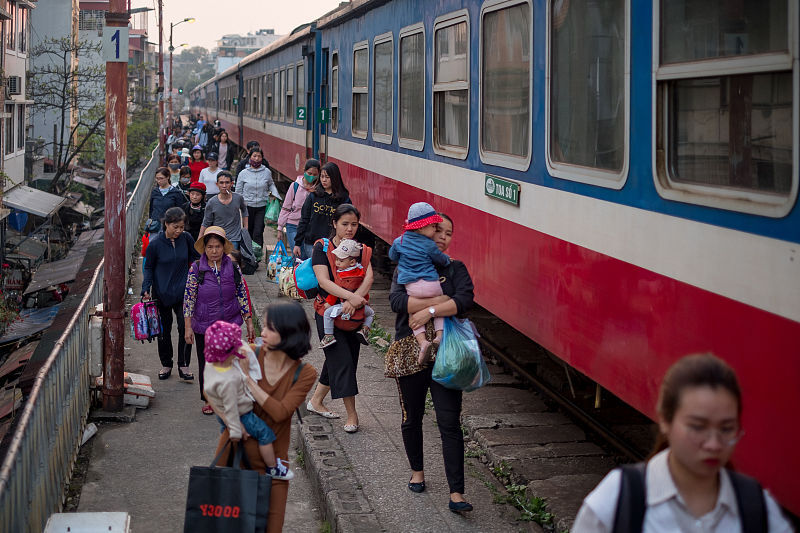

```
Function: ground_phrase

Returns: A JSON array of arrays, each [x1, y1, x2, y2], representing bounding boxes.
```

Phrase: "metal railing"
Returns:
[[0, 147, 158, 532]]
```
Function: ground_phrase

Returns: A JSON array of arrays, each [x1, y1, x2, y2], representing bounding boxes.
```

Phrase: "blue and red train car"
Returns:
[[191, 0, 800, 512]]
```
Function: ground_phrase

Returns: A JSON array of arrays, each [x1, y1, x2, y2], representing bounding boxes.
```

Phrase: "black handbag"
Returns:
[[184, 440, 271, 533]]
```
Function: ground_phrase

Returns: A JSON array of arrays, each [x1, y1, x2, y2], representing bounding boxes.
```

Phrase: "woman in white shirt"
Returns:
[[573, 353, 794, 533], [198, 152, 222, 198]]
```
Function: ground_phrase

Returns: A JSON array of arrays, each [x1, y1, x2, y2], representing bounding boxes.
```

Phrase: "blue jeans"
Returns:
[[284, 224, 298, 254], [217, 411, 276, 446]]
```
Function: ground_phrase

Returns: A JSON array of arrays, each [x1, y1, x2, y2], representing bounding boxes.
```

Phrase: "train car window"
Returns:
[[546, 0, 629, 188], [260, 75, 265, 117], [399, 24, 425, 150], [480, 0, 532, 170], [273, 71, 280, 121], [352, 42, 369, 138], [287, 66, 295, 123], [433, 11, 470, 159], [280, 69, 286, 121], [267, 73, 273, 119], [296, 63, 305, 125], [654, 0, 797, 217], [331, 53, 339, 133], [373, 33, 393, 143]]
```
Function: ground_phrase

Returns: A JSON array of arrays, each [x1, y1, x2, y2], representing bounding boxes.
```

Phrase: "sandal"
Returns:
[[158, 367, 172, 380], [306, 401, 341, 419], [319, 334, 337, 349], [343, 424, 359, 433], [201, 404, 214, 415], [178, 367, 194, 380], [357, 326, 370, 346]]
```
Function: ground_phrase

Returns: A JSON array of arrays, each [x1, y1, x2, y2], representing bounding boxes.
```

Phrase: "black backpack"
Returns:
[[613, 462, 767, 533], [194, 260, 242, 287]]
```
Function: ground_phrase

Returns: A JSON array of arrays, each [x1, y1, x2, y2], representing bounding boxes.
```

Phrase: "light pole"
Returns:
[[169, 17, 195, 127]]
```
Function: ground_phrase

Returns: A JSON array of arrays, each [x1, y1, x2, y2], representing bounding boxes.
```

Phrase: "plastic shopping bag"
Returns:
[[265, 197, 280, 223], [266, 240, 294, 282], [432, 318, 491, 392]]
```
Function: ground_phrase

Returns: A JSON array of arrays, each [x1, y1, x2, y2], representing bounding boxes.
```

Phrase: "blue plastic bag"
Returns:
[[432, 318, 491, 392], [293, 238, 329, 295], [266, 240, 294, 282]]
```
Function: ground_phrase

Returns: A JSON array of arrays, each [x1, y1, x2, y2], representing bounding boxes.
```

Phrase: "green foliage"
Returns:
[[367, 321, 392, 356], [172, 46, 215, 96], [318, 521, 332, 533], [127, 105, 158, 167], [294, 448, 305, 468]]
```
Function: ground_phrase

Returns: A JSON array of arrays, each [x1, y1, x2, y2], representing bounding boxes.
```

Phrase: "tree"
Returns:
[[28, 37, 106, 194], [172, 46, 215, 96]]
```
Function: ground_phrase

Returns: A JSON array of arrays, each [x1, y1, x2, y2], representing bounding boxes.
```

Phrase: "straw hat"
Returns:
[[195, 226, 234, 255]]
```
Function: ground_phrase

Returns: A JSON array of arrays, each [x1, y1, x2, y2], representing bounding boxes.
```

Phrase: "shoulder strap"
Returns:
[[360, 245, 372, 268], [291, 362, 306, 424], [613, 463, 647, 533], [193, 260, 205, 285], [728, 470, 768, 533], [233, 263, 242, 287], [293, 181, 299, 194]]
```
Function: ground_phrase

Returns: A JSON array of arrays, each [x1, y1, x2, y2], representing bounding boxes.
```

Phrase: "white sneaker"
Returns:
[[268, 458, 295, 481]]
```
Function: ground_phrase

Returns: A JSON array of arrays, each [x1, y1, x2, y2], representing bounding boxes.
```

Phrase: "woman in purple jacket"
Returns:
[[183, 225, 254, 414]]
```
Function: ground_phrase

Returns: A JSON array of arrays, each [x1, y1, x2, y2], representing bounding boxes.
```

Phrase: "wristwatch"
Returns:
[[428, 306, 436, 317]]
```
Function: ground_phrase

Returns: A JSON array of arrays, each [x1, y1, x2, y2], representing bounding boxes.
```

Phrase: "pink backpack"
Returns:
[[130, 299, 162, 342]]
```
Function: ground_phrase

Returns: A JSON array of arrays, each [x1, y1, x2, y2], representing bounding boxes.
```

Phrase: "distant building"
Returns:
[[214, 29, 281, 74], [2, 0, 36, 193]]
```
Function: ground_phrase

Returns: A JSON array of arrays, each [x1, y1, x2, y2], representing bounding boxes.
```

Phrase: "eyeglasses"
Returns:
[[685, 425, 744, 447]]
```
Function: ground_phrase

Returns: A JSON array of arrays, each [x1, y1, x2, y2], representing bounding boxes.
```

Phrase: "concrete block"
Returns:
[[335, 513, 383, 533], [474, 425, 585, 448], [462, 412, 571, 432], [527, 474, 606, 532], [326, 489, 373, 515], [44, 512, 131, 532], [509, 455, 616, 482], [489, 441, 607, 461], [462, 387, 547, 414]]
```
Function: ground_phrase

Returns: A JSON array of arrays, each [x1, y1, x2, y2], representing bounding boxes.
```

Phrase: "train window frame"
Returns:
[[544, 0, 631, 189], [398, 23, 426, 151], [296, 61, 305, 126], [273, 69, 280, 121], [432, 10, 470, 160], [286, 64, 295, 124], [280, 67, 286, 122], [352, 41, 369, 139], [478, 0, 533, 171], [651, 0, 799, 217], [266, 72, 273, 119], [372, 32, 394, 144], [331, 51, 339, 133], [370, 32, 395, 144]]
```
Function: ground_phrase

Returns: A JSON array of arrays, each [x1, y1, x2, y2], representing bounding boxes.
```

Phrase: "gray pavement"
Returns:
[[77, 251, 323, 532], [76, 226, 605, 533]]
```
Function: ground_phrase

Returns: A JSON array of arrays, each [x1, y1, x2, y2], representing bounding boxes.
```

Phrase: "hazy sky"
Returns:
[[132, 0, 345, 52]]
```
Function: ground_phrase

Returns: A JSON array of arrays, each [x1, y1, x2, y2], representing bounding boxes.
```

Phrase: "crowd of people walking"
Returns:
[[144, 116, 794, 533]]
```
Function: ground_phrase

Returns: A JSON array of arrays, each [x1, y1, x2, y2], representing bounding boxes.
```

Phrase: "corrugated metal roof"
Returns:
[[0, 305, 60, 344], [3, 186, 65, 218], [23, 256, 85, 294]]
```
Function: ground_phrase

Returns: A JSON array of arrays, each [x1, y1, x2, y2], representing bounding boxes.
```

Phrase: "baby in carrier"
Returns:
[[202, 320, 294, 480], [320, 239, 374, 348], [389, 202, 450, 364]]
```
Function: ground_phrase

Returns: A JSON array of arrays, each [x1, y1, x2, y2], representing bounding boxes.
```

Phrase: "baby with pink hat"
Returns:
[[202, 320, 294, 480], [389, 202, 451, 364]]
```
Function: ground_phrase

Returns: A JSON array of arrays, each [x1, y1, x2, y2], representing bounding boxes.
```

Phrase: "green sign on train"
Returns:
[[296, 107, 306, 121], [484, 175, 520, 206], [317, 108, 330, 123]]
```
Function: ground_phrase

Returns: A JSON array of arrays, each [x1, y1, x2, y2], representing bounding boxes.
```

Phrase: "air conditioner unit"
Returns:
[[7, 76, 21, 96]]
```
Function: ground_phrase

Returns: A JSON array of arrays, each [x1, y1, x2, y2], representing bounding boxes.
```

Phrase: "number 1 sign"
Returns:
[[103, 25, 129, 62]]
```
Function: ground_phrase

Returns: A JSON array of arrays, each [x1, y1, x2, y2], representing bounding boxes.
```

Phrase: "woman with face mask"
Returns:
[[167, 155, 182, 186], [277, 159, 321, 251], [235, 148, 281, 249]]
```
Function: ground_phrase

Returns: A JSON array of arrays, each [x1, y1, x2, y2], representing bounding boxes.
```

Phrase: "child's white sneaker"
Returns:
[[267, 458, 295, 481]]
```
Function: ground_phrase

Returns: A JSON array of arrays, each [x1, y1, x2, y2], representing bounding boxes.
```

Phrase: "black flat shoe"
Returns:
[[178, 367, 194, 380], [158, 368, 172, 380], [407, 479, 425, 493], [449, 500, 473, 514]]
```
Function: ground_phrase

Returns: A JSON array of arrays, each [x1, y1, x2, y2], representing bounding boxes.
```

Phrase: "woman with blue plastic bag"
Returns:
[[386, 214, 477, 514]]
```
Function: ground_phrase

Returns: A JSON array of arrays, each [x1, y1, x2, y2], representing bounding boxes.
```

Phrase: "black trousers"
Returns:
[[156, 300, 191, 369], [247, 205, 267, 248], [194, 333, 207, 401], [314, 313, 360, 399], [397, 366, 464, 494]]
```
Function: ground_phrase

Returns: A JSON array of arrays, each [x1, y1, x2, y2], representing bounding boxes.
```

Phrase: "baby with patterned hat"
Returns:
[[202, 320, 294, 480], [389, 202, 451, 364], [320, 239, 375, 349]]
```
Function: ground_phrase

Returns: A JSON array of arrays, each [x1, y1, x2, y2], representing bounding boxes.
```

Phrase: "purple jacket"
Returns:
[[191, 254, 243, 333]]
